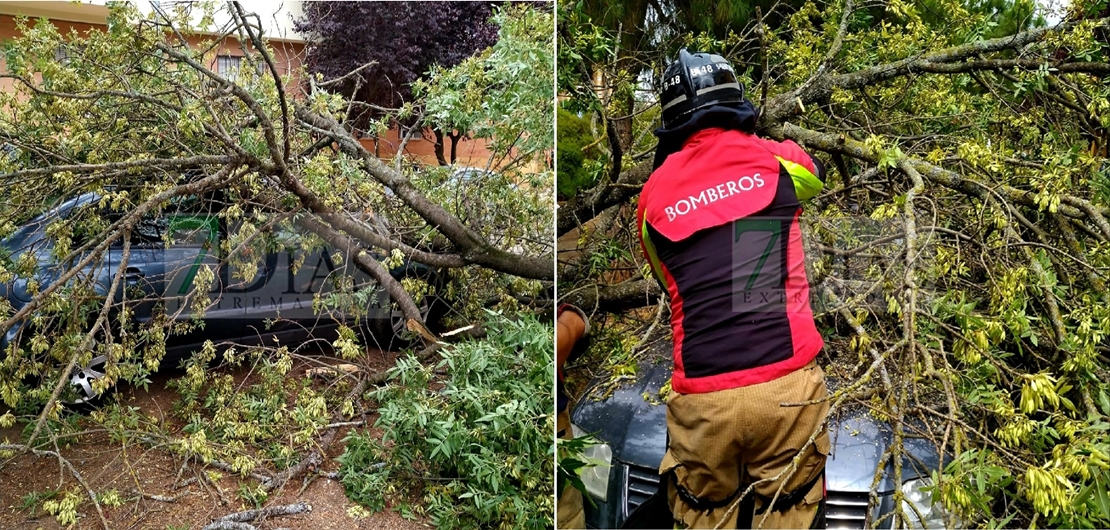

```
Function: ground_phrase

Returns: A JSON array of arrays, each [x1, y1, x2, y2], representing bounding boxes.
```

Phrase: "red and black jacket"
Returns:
[[637, 127, 826, 394]]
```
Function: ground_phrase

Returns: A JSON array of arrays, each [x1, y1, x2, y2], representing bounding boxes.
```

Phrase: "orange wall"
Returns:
[[361, 128, 500, 169], [182, 33, 306, 96], [0, 15, 102, 93], [0, 14, 533, 173], [0, 14, 305, 95]]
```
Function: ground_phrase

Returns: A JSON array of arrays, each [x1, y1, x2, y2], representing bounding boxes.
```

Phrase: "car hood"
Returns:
[[571, 361, 940, 493], [826, 409, 941, 491]]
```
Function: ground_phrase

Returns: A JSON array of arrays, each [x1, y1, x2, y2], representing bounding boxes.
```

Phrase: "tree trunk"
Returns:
[[610, 87, 635, 153], [432, 128, 448, 166], [448, 130, 462, 165]]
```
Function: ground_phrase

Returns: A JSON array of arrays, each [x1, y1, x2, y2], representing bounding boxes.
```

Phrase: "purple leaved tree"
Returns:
[[294, 1, 500, 165]]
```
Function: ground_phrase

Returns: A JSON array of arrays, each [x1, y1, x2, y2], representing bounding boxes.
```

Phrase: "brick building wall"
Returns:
[[0, 2, 517, 172]]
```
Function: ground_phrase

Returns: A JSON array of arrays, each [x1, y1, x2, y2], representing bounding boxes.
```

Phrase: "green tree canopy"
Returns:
[[0, 3, 553, 514], [559, 0, 1110, 526]]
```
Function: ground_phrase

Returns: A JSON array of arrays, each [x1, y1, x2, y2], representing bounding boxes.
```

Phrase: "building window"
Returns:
[[54, 45, 71, 65], [215, 55, 267, 83], [216, 55, 242, 82], [53, 44, 87, 66]]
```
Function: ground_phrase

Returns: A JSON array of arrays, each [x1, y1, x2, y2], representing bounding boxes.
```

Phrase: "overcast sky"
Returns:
[[1039, 0, 1067, 25]]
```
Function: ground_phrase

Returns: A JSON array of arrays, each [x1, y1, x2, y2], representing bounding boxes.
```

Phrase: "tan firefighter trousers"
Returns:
[[661, 360, 831, 529]]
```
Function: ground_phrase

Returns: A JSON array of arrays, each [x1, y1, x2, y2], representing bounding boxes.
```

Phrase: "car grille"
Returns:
[[621, 465, 871, 530], [826, 490, 870, 529], [624, 465, 662, 518]]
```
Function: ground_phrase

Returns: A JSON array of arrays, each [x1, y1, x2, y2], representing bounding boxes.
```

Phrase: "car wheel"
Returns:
[[66, 353, 108, 405], [368, 295, 448, 351], [389, 299, 434, 338]]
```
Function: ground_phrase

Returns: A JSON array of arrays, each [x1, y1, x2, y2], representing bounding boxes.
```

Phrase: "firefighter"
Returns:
[[557, 303, 589, 529], [637, 49, 831, 529]]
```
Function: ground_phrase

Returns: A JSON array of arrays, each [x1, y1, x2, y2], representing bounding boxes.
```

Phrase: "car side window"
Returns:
[[170, 226, 211, 246], [167, 216, 217, 248], [167, 194, 226, 244], [55, 196, 207, 249], [131, 214, 166, 245], [68, 202, 116, 249], [64, 203, 156, 248]]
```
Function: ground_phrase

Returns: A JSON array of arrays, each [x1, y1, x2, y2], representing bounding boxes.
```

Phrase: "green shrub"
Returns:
[[557, 107, 603, 200], [338, 312, 554, 529]]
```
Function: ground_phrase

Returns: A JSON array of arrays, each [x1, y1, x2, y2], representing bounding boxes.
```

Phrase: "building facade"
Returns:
[[0, 1, 499, 169]]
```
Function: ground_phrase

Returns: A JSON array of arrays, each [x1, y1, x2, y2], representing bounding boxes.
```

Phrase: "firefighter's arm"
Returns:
[[557, 304, 589, 368], [637, 200, 669, 295], [764, 138, 827, 201]]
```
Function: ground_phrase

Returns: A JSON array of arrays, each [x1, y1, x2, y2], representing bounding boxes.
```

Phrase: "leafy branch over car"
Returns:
[[559, 0, 1110, 527], [0, 1, 553, 522]]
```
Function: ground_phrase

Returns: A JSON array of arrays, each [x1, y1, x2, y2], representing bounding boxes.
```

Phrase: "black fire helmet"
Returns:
[[659, 49, 746, 129]]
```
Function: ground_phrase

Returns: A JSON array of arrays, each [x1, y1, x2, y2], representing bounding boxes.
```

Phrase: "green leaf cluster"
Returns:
[[419, 4, 554, 163], [556, 107, 605, 199], [338, 312, 553, 530]]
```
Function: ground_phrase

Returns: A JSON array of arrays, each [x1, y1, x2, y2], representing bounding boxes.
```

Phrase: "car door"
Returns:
[[161, 212, 244, 342], [115, 213, 165, 329], [223, 230, 282, 342], [240, 240, 358, 340], [237, 228, 386, 342]]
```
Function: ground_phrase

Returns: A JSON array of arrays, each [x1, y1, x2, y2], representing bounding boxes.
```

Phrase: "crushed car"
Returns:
[[570, 359, 959, 529], [0, 192, 445, 403]]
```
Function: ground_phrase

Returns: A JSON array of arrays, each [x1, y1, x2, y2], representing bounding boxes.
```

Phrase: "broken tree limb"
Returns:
[[212, 502, 312, 523], [561, 278, 663, 314], [132, 489, 186, 502], [0, 444, 110, 530], [294, 105, 554, 280], [771, 122, 1103, 221], [260, 380, 366, 493], [202, 523, 257, 530], [297, 213, 424, 323], [263, 323, 485, 492], [557, 159, 653, 236], [307, 364, 363, 379], [760, 17, 1110, 124]]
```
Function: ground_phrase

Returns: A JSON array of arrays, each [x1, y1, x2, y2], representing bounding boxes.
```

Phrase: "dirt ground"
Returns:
[[0, 351, 432, 530]]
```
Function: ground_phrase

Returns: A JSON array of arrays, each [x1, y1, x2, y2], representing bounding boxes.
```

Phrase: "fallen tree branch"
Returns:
[[294, 106, 554, 280], [264, 326, 483, 492], [910, 58, 1110, 75], [560, 278, 662, 314], [261, 378, 367, 493], [203, 459, 273, 484], [132, 489, 186, 502], [210, 502, 312, 525], [762, 17, 1110, 123], [0, 444, 110, 530], [557, 159, 653, 236], [298, 214, 424, 323], [772, 122, 1102, 221], [202, 523, 257, 530]]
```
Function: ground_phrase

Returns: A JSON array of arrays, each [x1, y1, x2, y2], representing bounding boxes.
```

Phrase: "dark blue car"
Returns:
[[570, 361, 960, 529], [0, 192, 444, 403]]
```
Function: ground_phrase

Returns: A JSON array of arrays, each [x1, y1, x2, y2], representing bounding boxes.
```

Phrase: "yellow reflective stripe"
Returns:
[[776, 155, 823, 201], [641, 218, 667, 285]]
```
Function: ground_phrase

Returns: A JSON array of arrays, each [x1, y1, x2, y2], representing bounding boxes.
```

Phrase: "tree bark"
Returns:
[[557, 159, 652, 236], [561, 279, 662, 314], [296, 106, 554, 280], [433, 128, 448, 166], [448, 130, 462, 165]]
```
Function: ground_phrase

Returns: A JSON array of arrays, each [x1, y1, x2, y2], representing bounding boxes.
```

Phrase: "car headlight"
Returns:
[[900, 478, 961, 529], [572, 424, 613, 502]]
